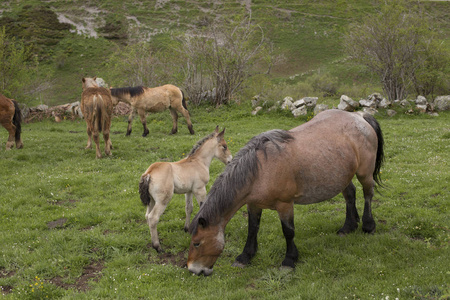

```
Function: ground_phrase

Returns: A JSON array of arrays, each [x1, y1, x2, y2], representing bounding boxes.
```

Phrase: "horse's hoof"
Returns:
[[231, 261, 246, 268]]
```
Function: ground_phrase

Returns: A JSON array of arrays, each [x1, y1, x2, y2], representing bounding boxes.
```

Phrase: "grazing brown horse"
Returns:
[[110, 85, 194, 136], [0, 93, 23, 150], [81, 77, 113, 158], [187, 110, 385, 275], [139, 127, 232, 252]]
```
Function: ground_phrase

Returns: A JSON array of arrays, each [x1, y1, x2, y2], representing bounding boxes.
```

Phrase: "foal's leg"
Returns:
[[277, 202, 298, 268], [184, 192, 194, 232], [233, 204, 262, 267], [146, 192, 172, 252], [169, 108, 178, 135], [338, 182, 360, 235]]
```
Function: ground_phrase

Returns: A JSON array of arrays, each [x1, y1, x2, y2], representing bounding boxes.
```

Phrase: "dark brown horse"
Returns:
[[0, 93, 23, 150], [187, 110, 385, 275], [110, 85, 194, 136]]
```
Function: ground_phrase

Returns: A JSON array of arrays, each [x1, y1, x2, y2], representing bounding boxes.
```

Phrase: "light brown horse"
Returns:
[[187, 110, 385, 275], [139, 127, 232, 252], [110, 85, 194, 136], [0, 93, 23, 150], [81, 77, 113, 158]]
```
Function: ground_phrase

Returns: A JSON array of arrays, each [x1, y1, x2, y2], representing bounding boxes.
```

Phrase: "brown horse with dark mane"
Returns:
[[187, 110, 385, 275], [110, 84, 194, 136], [81, 77, 113, 159], [0, 93, 23, 150]]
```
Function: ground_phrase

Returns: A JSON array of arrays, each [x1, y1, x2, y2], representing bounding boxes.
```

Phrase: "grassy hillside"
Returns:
[[1, 0, 449, 106]]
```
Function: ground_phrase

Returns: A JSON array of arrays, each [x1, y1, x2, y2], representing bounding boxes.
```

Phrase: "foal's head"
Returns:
[[81, 77, 99, 90], [213, 127, 232, 165]]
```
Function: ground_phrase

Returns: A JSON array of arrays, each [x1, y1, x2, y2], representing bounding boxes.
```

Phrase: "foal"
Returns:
[[139, 127, 232, 252]]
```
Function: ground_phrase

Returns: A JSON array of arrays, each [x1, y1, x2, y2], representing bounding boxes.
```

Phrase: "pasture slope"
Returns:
[[0, 102, 449, 299]]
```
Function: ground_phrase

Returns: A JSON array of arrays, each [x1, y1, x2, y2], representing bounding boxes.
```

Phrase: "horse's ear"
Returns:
[[214, 125, 219, 133], [198, 217, 208, 228], [217, 128, 225, 139], [82, 78, 85, 83], [93, 76, 97, 81]]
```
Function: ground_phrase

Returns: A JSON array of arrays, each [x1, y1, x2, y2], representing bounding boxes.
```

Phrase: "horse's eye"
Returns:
[[193, 242, 200, 248], [223, 145, 227, 150]]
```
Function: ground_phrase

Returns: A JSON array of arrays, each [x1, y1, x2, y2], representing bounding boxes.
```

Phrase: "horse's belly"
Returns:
[[148, 102, 168, 112]]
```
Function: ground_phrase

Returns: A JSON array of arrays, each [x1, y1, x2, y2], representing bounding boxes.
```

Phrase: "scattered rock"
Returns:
[[314, 104, 329, 115], [292, 105, 307, 117], [386, 109, 397, 117], [433, 95, 450, 111]]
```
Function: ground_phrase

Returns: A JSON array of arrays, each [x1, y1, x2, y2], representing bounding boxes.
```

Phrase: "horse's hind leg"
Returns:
[[103, 120, 112, 156], [169, 108, 178, 134], [93, 130, 102, 159], [179, 107, 194, 135], [338, 182, 360, 235], [2, 122, 16, 150], [233, 204, 262, 267], [358, 175, 376, 234]]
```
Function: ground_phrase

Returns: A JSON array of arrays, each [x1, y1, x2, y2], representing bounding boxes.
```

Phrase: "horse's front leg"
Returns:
[[169, 108, 178, 135], [277, 202, 298, 268], [233, 204, 262, 267]]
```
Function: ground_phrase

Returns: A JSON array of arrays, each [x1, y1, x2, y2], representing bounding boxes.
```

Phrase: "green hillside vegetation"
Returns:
[[0, 0, 448, 106]]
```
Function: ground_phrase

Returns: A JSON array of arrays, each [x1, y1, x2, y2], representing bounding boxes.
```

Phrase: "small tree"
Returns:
[[344, 0, 445, 101], [178, 15, 276, 106], [0, 27, 41, 102]]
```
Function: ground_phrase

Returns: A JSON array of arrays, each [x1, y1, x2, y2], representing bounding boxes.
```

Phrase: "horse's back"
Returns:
[[247, 110, 378, 206]]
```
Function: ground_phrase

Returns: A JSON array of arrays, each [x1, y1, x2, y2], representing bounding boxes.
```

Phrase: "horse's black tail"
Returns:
[[181, 89, 188, 110], [363, 113, 385, 187], [12, 100, 22, 141], [139, 174, 152, 206]]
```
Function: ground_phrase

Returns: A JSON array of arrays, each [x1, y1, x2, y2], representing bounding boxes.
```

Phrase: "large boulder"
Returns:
[[433, 96, 450, 111], [338, 95, 359, 111]]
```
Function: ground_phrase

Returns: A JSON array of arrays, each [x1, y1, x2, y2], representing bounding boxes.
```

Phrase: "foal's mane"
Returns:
[[110, 86, 145, 98], [187, 131, 217, 157], [189, 129, 294, 234]]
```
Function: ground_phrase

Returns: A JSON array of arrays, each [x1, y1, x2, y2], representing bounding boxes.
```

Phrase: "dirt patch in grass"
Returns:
[[47, 218, 68, 229], [147, 245, 187, 268], [0, 269, 15, 295], [50, 261, 104, 292]]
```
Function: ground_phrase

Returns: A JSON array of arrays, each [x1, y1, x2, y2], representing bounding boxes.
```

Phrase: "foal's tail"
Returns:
[[139, 174, 152, 206], [12, 100, 22, 140], [363, 114, 385, 187]]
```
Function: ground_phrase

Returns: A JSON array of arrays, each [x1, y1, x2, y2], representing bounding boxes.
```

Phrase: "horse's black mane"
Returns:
[[110, 86, 145, 98], [188, 131, 217, 157], [189, 129, 294, 234]]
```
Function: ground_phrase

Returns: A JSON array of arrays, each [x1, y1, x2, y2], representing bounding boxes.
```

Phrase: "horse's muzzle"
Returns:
[[187, 262, 214, 276]]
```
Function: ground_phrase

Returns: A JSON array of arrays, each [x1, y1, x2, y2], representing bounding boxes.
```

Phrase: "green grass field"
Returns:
[[1, 103, 449, 299]]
